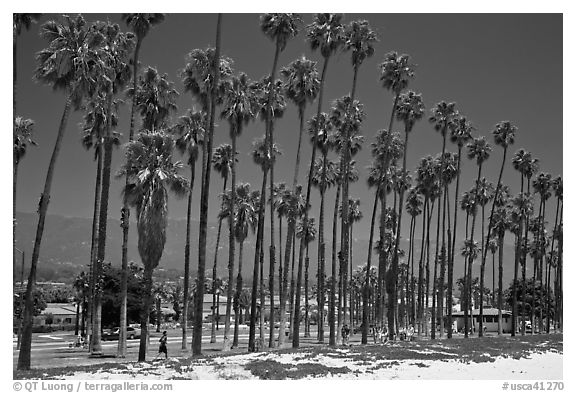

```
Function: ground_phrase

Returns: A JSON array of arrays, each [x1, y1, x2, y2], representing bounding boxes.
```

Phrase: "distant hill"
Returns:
[[14, 211, 520, 289]]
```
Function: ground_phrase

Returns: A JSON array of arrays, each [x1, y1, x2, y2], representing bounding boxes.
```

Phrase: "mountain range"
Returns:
[[14, 211, 520, 290]]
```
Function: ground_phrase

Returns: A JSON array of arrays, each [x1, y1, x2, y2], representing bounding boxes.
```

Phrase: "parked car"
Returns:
[[102, 326, 141, 341]]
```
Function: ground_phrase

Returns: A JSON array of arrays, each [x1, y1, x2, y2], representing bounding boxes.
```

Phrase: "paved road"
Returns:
[[13, 325, 311, 370]]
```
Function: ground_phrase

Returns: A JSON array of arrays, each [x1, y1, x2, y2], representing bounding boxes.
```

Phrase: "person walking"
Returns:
[[154, 331, 168, 360]]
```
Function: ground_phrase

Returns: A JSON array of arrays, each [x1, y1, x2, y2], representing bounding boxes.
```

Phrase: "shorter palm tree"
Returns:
[[120, 131, 189, 362]]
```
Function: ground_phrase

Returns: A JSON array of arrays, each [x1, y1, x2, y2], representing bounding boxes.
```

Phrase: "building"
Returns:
[[451, 308, 513, 333], [34, 303, 80, 330]]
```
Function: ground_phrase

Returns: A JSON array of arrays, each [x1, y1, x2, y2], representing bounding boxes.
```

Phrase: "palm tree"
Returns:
[[89, 22, 135, 357], [532, 172, 551, 332], [486, 236, 499, 307], [170, 110, 205, 349], [476, 177, 495, 336], [18, 15, 104, 370], [465, 136, 491, 338], [446, 114, 473, 338], [194, 14, 223, 355], [210, 144, 235, 343], [250, 133, 282, 348], [547, 176, 562, 332], [371, 130, 404, 329], [309, 113, 335, 343], [80, 94, 121, 352], [120, 131, 188, 362], [219, 184, 259, 347], [120, 13, 164, 355], [428, 101, 458, 339], [330, 96, 365, 341], [296, 217, 317, 337], [221, 72, 258, 350], [491, 203, 509, 335], [377, 51, 415, 328], [250, 13, 302, 352], [180, 45, 232, 351], [278, 13, 344, 348], [281, 57, 320, 188], [340, 22, 377, 336], [405, 188, 423, 328], [346, 198, 363, 329], [390, 90, 424, 338]]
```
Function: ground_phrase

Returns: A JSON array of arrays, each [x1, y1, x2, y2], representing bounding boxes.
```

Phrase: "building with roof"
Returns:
[[450, 308, 513, 333]]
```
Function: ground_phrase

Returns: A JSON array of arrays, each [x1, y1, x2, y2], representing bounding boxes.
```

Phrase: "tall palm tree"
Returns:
[[120, 13, 164, 356], [532, 172, 551, 332], [120, 131, 188, 362], [248, 76, 287, 351], [18, 15, 104, 370], [464, 136, 491, 338], [309, 113, 335, 342], [547, 176, 562, 332], [170, 110, 205, 349], [250, 133, 282, 348], [377, 51, 415, 328], [428, 101, 458, 339], [340, 20, 377, 338], [486, 236, 499, 307], [371, 130, 404, 329], [476, 177, 495, 336], [89, 22, 135, 357], [180, 45, 232, 351], [221, 72, 258, 350], [210, 144, 235, 343], [296, 217, 317, 337], [405, 188, 423, 328], [194, 14, 223, 355], [278, 13, 345, 348], [250, 13, 302, 352], [491, 201, 509, 335], [330, 96, 365, 341], [80, 94, 121, 352], [346, 198, 363, 329], [361, 162, 384, 343], [446, 115, 473, 338], [389, 90, 424, 338]]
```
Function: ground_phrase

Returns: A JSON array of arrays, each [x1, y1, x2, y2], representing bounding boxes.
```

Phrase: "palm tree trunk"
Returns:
[[248, 155, 268, 352], [304, 246, 310, 338], [520, 179, 532, 335], [289, 231, 296, 339], [546, 194, 560, 333], [317, 151, 328, 343], [362, 187, 379, 343], [182, 159, 196, 349], [409, 216, 416, 325], [224, 132, 237, 351], [233, 240, 244, 348], [194, 13, 222, 356], [91, 93, 115, 356], [349, 223, 354, 330], [268, 137, 277, 349], [447, 146, 463, 339], [210, 177, 227, 343], [17, 94, 73, 370], [498, 232, 504, 335], [431, 192, 442, 340], [138, 266, 154, 361], [425, 198, 435, 337], [416, 197, 428, 337], [118, 34, 142, 359], [87, 144, 103, 352], [329, 182, 341, 346], [479, 204, 486, 337], [512, 174, 524, 336], [466, 164, 483, 338]]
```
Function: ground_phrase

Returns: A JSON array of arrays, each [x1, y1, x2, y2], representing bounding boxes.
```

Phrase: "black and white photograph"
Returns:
[[9, 6, 567, 383]]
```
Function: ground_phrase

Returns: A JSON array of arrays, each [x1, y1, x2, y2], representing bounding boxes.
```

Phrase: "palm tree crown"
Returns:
[[121, 14, 164, 41], [212, 144, 236, 181], [467, 136, 492, 166], [396, 91, 425, 132], [306, 13, 345, 59], [344, 20, 378, 67], [429, 101, 458, 136], [493, 120, 517, 149], [171, 109, 206, 166], [281, 57, 320, 110], [14, 117, 37, 164], [379, 51, 416, 96], [260, 13, 303, 51]]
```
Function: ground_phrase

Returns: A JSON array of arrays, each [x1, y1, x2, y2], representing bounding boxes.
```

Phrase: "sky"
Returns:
[[13, 13, 562, 243]]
